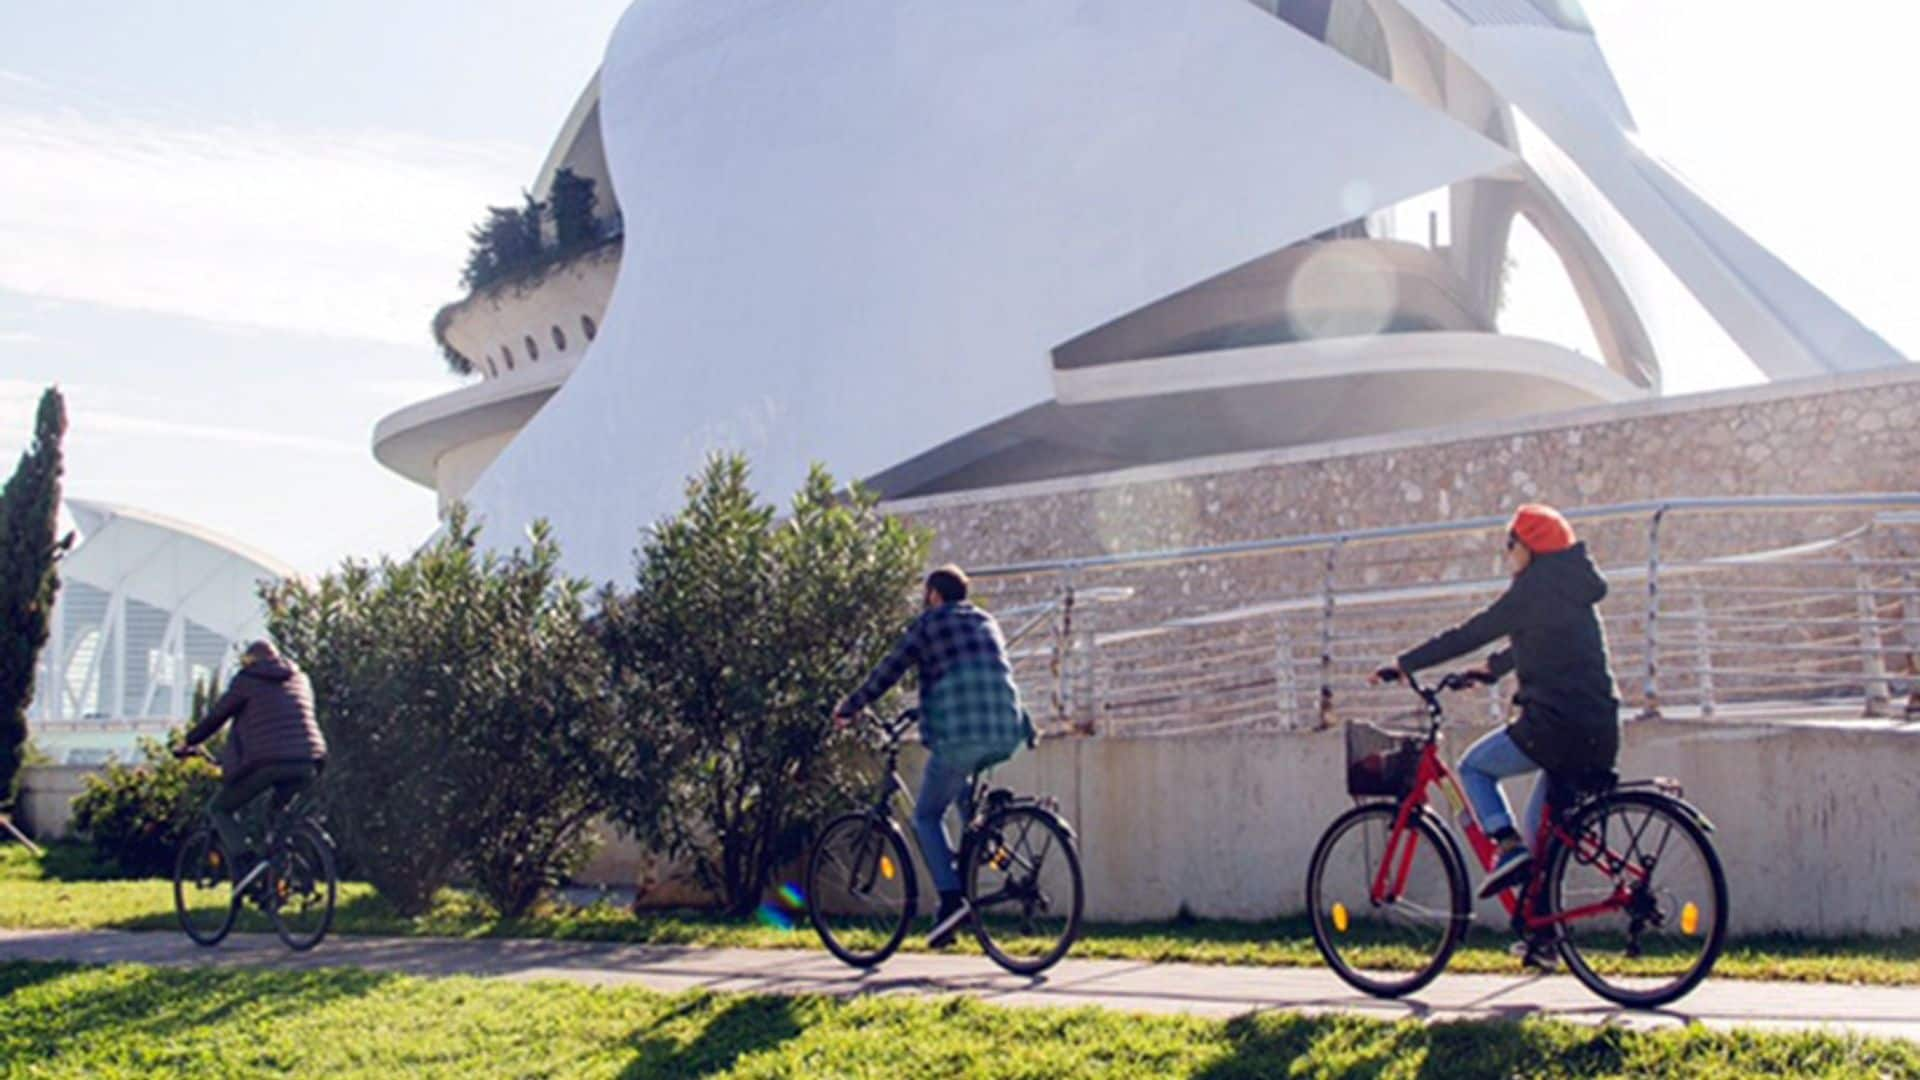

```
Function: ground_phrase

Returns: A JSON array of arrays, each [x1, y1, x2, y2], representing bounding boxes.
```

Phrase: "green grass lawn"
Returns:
[[5, 845, 1918, 986], [1, 960, 1914, 1079]]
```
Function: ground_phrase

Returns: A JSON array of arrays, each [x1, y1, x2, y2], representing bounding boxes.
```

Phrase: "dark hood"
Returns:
[[241, 657, 299, 683], [1523, 542, 1608, 607]]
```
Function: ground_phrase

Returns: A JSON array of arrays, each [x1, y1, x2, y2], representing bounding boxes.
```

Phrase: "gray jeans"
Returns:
[[209, 761, 319, 864]]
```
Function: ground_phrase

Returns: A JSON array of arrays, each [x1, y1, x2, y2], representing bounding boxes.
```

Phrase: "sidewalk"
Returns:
[[2, 928, 1913, 1041]]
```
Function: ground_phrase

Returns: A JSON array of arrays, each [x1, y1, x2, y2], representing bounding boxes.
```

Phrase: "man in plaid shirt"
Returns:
[[836, 564, 1033, 947]]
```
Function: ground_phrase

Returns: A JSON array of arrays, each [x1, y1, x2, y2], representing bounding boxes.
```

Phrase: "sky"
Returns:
[[0, 1, 1913, 574]]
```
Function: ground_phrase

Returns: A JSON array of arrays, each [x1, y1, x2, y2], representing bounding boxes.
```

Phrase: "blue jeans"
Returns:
[[913, 751, 980, 896], [1459, 727, 1548, 852]]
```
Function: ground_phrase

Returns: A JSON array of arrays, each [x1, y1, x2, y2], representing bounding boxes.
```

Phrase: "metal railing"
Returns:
[[967, 494, 1920, 737]]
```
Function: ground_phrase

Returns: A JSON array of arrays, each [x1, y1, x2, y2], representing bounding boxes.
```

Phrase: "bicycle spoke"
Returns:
[[1307, 804, 1464, 998], [1551, 795, 1725, 1007], [808, 817, 912, 967], [967, 807, 1082, 974]]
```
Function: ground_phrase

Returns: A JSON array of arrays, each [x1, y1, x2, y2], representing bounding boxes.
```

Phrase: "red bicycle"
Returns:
[[1305, 670, 1727, 1007]]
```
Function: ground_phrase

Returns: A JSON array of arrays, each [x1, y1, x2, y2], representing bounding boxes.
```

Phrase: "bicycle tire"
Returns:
[[807, 812, 918, 968], [1547, 790, 1727, 1008], [1306, 802, 1468, 998], [268, 823, 338, 952], [173, 827, 238, 947], [965, 805, 1083, 976]]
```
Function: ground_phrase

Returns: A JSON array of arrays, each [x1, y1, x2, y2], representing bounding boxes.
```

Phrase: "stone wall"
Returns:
[[891, 366, 1920, 567]]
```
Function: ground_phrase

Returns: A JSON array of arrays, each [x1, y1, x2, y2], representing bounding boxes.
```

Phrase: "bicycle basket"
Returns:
[[1345, 721, 1422, 798]]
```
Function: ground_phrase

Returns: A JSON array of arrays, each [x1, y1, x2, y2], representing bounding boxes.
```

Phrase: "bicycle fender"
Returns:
[[996, 803, 1077, 842], [1608, 785, 1716, 833]]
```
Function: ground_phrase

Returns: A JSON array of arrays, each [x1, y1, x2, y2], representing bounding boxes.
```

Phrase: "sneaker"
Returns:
[[1478, 846, 1533, 900], [927, 894, 972, 949], [1509, 936, 1561, 972]]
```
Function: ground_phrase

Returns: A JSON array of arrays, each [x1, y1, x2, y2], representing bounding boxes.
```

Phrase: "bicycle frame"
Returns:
[[1371, 680, 1650, 935], [843, 712, 991, 893]]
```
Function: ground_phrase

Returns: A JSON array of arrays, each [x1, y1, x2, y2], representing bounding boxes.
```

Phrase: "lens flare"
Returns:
[[1331, 902, 1350, 934], [778, 883, 805, 909], [880, 856, 896, 881], [1681, 902, 1700, 936], [754, 902, 795, 932]]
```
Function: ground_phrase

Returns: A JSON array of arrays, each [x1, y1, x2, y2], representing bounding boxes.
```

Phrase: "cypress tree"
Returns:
[[0, 387, 68, 806]]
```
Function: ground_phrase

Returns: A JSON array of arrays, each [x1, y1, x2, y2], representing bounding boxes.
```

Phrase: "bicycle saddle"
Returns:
[[1547, 768, 1618, 807]]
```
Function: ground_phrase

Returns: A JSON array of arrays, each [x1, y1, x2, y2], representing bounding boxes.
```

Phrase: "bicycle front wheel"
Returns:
[[965, 805, 1083, 975], [1547, 790, 1727, 1008], [1306, 802, 1467, 998], [806, 812, 917, 968], [173, 827, 237, 947], [267, 824, 338, 952]]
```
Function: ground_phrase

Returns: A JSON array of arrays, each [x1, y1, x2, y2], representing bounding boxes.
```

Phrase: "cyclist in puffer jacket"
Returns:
[[1374, 505, 1621, 906], [176, 640, 328, 879], [836, 565, 1035, 949]]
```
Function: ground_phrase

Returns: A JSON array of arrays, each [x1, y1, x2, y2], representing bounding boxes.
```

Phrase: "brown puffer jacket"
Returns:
[[185, 657, 328, 780]]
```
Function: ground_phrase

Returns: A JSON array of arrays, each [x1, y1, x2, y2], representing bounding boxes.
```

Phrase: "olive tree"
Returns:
[[597, 456, 928, 915], [264, 509, 618, 916]]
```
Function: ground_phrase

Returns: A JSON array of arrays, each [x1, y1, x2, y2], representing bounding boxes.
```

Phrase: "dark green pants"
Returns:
[[209, 762, 319, 863]]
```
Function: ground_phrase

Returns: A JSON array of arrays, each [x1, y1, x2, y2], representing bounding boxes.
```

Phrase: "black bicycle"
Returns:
[[172, 750, 338, 952], [806, 709, 1084, 975]]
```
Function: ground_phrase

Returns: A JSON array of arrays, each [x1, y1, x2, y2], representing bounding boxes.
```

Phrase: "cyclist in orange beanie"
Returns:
[[1372, 504, 1621, 961]]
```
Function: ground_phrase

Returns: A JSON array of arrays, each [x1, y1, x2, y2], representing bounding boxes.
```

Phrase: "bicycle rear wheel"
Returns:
[[267, 824, 338, 951], [1306, 802, 1467, 998], [173, 827, 238, 947], [1547, 790, 1727, 1008], [807, 812, 917, 968], [965, 805, 1083, 975]]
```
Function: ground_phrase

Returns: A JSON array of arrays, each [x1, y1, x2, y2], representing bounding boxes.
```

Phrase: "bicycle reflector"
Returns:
[[880, 856, 896, 881], [1331, 902, 1350, 933], [1681, 902, 1700, 936]]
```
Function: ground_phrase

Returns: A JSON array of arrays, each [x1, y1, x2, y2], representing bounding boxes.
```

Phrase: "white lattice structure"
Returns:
[[29, 501, 293, 763], [376, 0, 1906, 584]]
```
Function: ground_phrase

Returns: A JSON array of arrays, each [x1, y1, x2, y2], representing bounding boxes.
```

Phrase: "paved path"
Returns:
[[2, 929, 1914, 1041]]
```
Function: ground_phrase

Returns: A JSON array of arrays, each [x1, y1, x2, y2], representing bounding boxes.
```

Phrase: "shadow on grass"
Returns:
[[617, 994, 804, 1078], [0, 960, 393, 1048], [0, 843, 119, 883], [1186, 1012, 1628, 1080]]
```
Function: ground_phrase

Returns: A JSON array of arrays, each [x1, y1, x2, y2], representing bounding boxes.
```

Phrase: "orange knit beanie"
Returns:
[[1509, 504, 1576, 555]]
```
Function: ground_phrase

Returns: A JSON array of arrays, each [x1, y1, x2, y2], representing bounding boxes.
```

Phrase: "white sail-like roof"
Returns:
[[468, 0, 1518, 583], [33, 500, 293, 735]]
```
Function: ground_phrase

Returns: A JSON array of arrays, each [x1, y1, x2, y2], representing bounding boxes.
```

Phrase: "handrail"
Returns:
[[970, 493, 1920, 579], [965, 492, 1920, 735]]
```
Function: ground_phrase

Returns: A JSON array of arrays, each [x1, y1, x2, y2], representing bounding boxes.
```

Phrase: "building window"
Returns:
[[581, 314, 597, 341], [501, 345, 514, 371], [524, 334, 540, 362], [551, 325, 567, 351]]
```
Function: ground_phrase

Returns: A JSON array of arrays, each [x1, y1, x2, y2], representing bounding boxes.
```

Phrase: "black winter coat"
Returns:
[[1397, 543, 1620, 775], [185, 658, 328, 780]]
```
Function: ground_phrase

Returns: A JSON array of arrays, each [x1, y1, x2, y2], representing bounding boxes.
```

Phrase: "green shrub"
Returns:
[[263, 508, 619, 917], [69, 734, 221, 878], [596, 457, 928, 915]]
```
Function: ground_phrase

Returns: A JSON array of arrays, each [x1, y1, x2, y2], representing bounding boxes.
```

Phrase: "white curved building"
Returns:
[[376, 0, 1905, 583], [29, 501, 293, 763]]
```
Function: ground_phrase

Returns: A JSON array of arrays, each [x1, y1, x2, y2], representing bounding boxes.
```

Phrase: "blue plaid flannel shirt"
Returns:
[[842, 602, 1030, 753]]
